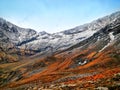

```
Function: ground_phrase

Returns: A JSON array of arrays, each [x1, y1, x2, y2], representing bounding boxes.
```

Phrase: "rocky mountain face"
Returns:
[[0, 18, 38, 45], [0, 11, 120, 56], [0, 11, 120, 90]]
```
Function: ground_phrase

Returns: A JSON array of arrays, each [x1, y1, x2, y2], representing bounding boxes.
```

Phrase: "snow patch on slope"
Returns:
[[109, 32, 114, 41], [99, 32, 115, 52], [78, 60, 87, 65]]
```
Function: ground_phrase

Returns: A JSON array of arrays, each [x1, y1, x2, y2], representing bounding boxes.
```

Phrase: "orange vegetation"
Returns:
[[64, 67, 120, 84], [7, 47, 120, 88]]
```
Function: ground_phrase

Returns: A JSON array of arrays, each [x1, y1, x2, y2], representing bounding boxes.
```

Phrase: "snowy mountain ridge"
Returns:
[[0, 11, 120, 55]]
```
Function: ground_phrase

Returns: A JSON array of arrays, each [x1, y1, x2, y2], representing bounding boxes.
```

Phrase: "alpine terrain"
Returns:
[[0, 11, 120, 90]]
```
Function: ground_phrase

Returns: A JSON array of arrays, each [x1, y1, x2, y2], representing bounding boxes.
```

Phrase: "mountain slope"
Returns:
[[17, 11, 120, 54], [0, 11, 120, 56], [0, 11, 120, 90]]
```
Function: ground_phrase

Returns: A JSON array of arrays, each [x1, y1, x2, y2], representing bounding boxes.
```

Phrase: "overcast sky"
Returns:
[[0, 0, 120, 33]]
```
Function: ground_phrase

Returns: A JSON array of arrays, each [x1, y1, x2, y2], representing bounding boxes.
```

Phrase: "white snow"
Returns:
[[99, 32, 115, 52], [18, 36, 22, 42], [109, 32, 114, 41], [78, 60, 87, 65], [99, 43, 110, 52]]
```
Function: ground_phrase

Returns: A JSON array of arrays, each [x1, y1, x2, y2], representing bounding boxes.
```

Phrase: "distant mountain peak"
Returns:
[[39, 31, 50, 35]]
